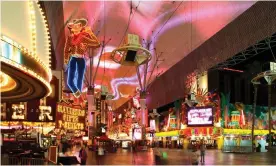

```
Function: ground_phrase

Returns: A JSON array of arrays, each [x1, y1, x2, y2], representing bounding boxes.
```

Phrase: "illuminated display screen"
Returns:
[[187, 107, 213, 126], [62, 1, 255, 108], [56, 104, 86, 130]]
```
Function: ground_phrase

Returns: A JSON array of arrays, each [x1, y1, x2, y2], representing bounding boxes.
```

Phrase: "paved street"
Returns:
[[86, 148, 276, 165]]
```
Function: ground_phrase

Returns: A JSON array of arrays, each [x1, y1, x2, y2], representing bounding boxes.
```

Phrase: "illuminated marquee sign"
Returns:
[[133, 128, 142, 140], [39, 106, 53, 121], [169, 115, 177, 129], [150, 120, 156, 131], [56, 104, 86, 130], [11, 104, 26, 120]]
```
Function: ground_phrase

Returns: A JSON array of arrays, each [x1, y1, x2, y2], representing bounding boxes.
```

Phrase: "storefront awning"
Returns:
[[155, 127, 223, 138], [155, 130, 179, 137], [223, 129, 276, 135]]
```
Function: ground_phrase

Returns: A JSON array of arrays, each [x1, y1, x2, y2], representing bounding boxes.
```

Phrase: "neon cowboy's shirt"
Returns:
[[64, 31, 100, 63]]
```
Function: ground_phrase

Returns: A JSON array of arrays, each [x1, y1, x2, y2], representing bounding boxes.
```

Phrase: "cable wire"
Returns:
[[152, 1, 183, 41], [118, 1, 134, 47], [110, 1, 141, 83], [101, 1, 107, 87], [268, 40, 276, 62]]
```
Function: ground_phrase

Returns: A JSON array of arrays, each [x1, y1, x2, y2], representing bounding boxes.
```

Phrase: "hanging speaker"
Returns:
[[125, 50, 137, 62], [100, 95, 106, 100]]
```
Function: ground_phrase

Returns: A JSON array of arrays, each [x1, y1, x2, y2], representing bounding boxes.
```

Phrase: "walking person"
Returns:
[[200, 140, 206, 163], [97, 144, 105, 165], [78, 142, 88, 165], [256, 143, 262, 152]]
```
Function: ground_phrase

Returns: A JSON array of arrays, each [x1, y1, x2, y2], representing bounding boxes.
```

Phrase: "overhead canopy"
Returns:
[[61, 1, 255, 108]]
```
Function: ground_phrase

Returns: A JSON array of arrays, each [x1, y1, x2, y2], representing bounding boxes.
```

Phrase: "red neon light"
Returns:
[[223, 68, 244, 73]]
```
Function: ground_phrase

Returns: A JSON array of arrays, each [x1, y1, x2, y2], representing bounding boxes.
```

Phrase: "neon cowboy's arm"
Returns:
[[64, 35, 73, 64], [80, 30, 101, 48]]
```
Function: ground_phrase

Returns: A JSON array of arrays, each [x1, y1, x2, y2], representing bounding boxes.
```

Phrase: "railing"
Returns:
[[222, 146, 252, 153], [1, 157, 47, 165]]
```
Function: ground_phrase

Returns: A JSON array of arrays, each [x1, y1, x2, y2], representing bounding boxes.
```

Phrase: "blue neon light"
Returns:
[[1, 40, 22, 64]]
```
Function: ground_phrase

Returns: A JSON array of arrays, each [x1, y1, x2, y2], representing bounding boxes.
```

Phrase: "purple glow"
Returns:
[[111, 76, 139, 100], [85, 45, 121, 69], [150, 3, 254, 47]]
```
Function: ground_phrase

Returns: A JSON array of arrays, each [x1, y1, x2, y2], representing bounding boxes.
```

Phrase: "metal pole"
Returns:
[[93, 43, 105, 84], [268, 83, 272, 149], [87, 48, 95, 128], [143, 62, 148, 91], [90, 49, 93, 86], [136, 67, 143, 90], [251, 83, 258, 152]]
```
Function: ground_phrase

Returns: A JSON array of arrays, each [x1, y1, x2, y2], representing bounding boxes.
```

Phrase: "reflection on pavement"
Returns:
[[86, 148, 276, 165]]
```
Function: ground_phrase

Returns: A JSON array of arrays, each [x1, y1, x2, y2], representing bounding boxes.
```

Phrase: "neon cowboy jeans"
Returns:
[[67, 56, 86, 93]]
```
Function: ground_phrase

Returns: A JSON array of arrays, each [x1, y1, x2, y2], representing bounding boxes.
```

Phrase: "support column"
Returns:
[[87, 87, 95, 128], [268, 82, 272, 148], [140, 98, 148, 127], [101, 100, 106, 124], [107, 111, 112, 128], [264, 76, 274, 149], [251, 83, 258, 152]]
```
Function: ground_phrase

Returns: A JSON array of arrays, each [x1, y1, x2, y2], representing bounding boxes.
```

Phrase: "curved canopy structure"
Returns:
[[61, 1, 255, 108], [1, 1, 52, 102]]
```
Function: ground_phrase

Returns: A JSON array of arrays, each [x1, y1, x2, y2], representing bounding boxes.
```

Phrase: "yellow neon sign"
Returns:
[[57, 104, 86, 130]]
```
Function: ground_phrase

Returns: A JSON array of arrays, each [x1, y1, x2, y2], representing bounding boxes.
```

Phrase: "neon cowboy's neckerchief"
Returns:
[[71, 32, 91, 45]]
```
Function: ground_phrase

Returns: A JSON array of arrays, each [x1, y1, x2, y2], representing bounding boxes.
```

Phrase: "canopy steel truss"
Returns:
[[210, 33, 276, 70]]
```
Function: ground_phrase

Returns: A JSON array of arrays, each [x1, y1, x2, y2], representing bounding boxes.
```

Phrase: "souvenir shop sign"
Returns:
[[179, 127, 222, 136], [56, 104, 86, 130]]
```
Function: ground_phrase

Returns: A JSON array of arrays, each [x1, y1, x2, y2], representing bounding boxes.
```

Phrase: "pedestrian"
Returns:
[[60, 142, 73, 157], [200, 140, 206, 163], [77, 142, 87, 165], [58, 142, 80, 165], [154, 148, 161, 165], [256, 143, 261, 152], [190, 148, 200, 165], [97, 143, 105, 165], [253, 143, 256, 152]]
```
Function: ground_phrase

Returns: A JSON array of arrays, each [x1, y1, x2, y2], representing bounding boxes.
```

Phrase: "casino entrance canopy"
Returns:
[[1, 1, 52, 102]]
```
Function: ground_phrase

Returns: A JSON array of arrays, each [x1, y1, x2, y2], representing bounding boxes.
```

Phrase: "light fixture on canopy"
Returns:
[[111, 34, 152, 67], [111, 34, 152, 108]]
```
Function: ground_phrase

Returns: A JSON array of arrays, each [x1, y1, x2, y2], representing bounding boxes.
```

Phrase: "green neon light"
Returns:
[[155, 130, 179, 137]]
